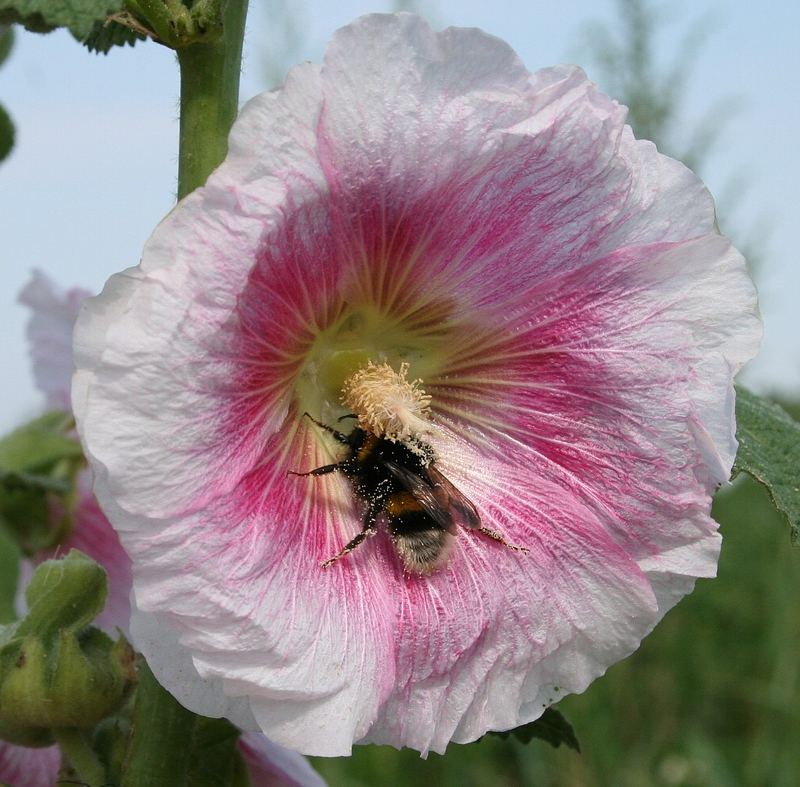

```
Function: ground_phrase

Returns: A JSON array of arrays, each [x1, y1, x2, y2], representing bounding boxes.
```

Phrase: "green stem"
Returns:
[[176, 0, 249, 199], [125, 0, 175, 43], [121, 658, 197, 787], [54, 728, 107, 787]]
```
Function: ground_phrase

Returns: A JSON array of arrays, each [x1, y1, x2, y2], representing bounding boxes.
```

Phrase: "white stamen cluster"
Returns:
[[342, 362, 433, 446]]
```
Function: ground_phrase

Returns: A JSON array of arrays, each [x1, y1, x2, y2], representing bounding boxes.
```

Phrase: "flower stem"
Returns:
[[120, 658, 197, 787], [54, 728, 107, 787], [176, 0, 249, 199]]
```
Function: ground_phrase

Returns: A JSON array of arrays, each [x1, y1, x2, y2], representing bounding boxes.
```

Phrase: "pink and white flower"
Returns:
[[0, 273, 324, 787], [72, 14, 760, 757]]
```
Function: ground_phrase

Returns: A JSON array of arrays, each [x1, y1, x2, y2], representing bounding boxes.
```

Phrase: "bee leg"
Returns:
[[288, 463, 343, 477], [320, 527, 377, 568], [337, 413, 358, 422], [321, 502, 381, 568], [476, 527, 530, 553], [301, 412, 350, 444]]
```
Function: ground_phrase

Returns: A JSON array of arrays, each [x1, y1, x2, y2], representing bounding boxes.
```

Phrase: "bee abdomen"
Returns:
[[391, 526, 453, 575]]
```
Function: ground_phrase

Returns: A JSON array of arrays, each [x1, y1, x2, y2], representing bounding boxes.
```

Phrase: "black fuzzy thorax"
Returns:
[[340, 428, 434, 534]]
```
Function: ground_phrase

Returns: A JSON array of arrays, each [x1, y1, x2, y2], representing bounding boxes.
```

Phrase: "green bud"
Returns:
[[0, 629, 135, 729], [20, 550, 107, 638], [0, 551, 136, 733]]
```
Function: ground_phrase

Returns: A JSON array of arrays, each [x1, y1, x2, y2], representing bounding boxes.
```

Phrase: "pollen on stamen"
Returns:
[[341, 362, 434, 449]]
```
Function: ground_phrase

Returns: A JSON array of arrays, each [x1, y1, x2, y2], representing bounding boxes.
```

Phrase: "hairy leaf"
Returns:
[[733, 386, 800, 544], [0, 0, 123, 39], [491, 707, 580, 752], [83, 17, 145, 53]]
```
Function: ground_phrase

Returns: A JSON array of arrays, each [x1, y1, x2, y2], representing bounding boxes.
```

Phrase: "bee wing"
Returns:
[[423, 464, 482, 531], [383, 461, 480, 532]]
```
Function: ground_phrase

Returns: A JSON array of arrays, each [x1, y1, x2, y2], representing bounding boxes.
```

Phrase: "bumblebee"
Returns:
[[293, 414, 527, 574]]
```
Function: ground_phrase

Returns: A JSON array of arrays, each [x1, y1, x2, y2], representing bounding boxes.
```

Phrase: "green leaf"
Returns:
[[0, 526, 20, 624], [0, 413, 83, 553], [0, 0, 123, 39], [491, 708, 581, 752], [0, 483, 53, 555], [121, 658, 197, 787], [83, 17, 145, 53], [0, 102, 13, 163], [93, 716, 132, 786], [188, 718, 249, 787], [0, 411, 81, 474], [0, 468, 70, 494], [733, 386, 800, 545], [0, 25, 13, 66], [122, 658, 251, 787]]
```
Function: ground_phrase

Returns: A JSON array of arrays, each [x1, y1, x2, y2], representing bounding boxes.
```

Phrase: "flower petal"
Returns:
[[429, 236, 759, 585], [316, 16, 716, 305], [239, 733, 327, 787], [72, 61, 329, 523], [19, 270, 90, 410], [0, 741, 60, 787], [361, 448, 658, 753], [126, 425, 398, 755]]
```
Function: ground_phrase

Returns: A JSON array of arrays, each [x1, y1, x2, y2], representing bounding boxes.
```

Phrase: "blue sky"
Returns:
[[0, 0, 797, 431]]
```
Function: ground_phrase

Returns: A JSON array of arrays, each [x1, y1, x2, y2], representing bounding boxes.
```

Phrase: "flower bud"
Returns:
[[0, 550, 136, 731], [0, 629, 135, 730]]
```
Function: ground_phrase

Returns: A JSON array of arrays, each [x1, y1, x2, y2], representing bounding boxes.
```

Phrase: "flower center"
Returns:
[[342, 361, 432, 443], [294, 303, 448, 421]]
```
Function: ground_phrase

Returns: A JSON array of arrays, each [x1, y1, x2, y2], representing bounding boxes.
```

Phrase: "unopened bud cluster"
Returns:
[[0, 551, 135, 744]]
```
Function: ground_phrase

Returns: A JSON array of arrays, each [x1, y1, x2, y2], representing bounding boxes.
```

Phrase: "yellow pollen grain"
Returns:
[[341, 361, 433, 444]]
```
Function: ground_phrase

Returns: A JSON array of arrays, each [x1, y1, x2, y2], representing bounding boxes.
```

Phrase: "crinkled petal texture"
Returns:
[[16, 274, 324, 783], [0, 741, 60, 787], [73, 14, 760, 756]]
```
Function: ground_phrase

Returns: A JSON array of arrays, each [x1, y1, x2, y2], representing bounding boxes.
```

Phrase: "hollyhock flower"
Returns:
[[0, 273, 325, 786], [72, 13, 760, 757]]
